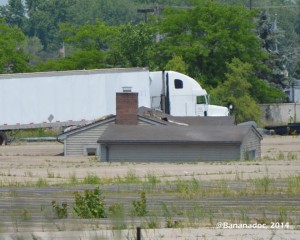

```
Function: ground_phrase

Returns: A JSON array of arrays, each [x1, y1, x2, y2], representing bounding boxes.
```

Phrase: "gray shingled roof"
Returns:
[[138, 106, 235, 126], [97, 125, 256, 144], [169, 116, 235, 126]]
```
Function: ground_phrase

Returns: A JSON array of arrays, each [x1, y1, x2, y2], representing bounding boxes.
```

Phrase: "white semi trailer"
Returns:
[[0, 68, 228, 145]]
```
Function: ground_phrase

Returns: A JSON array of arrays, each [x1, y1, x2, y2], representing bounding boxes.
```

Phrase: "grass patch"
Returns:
[[175, 178, 202, 199], [7, 128, 59, 138], [68, 172, 79, 185], [253, 176, 274, 194], [82, 173, 102, 185], [35, 178, 49, 187], [287, 175, 300, 196]]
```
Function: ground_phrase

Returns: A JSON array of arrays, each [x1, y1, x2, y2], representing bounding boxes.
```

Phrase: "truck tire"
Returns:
[[0, 131, 7, 146]]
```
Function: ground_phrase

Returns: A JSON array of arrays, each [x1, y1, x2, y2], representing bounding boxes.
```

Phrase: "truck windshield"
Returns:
[[196, 96, 207, 104]]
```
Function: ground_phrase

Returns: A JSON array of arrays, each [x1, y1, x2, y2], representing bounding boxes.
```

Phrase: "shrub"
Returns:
[[52, 201, 68, 219], [132, 192, 148, 217], [73, 187, 106, 218]]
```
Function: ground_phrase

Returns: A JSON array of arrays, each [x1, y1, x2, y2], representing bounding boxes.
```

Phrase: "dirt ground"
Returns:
[[0, 135, 300, 183], [0, 135, 300, 239]]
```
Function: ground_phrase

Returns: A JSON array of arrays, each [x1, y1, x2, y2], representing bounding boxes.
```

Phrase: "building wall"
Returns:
[[65, 123, 113, 156], [100, 143, 241, 162], [260, 103, 300, 125], [65, 119, 154, 156], [240, 130, 261, 160]]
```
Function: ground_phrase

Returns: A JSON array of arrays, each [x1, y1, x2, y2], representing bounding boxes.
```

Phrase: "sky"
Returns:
[[0, 0, 7, 6]]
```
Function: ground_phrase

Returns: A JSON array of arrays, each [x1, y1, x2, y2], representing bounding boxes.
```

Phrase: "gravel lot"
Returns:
[[0, 135, 299, 240]]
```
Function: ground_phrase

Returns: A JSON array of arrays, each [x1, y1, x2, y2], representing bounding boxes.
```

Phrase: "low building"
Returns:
[[58, 91, 261, 160], [97, 124, 262, 162], [57, 115, 168, 156], [57, 92, 169, 156]]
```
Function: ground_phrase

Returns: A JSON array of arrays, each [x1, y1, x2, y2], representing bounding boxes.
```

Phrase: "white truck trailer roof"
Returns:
[[0, 68, 151, 129]]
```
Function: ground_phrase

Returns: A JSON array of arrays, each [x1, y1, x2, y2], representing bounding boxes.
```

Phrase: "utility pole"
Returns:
[[137, 8, 154, 23], [249, 0, 252, 10]]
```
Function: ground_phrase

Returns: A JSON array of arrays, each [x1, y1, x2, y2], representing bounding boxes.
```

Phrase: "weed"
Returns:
[[186, 205, 206, 227], [73, 187, 106, 218], [256, 210, 269, 224], [145, 172, 160, 186], [21, 209, 31, 221], [31, 234, 40, 240], [145, 216, 159, 229], [238, 209, 250, 224], [68, 172, 78, 185], [208, 209, 214, 226], [108, 203, 126, 230], [47, 169, 55, 178], [254, 176, 273, 194], [215, 179, 230, 197], [52, 201, 68, 219], [176, 178, 201, 199], [124, 169, 140, 184], [132, 192, 148, 217], [35, 178, 49, 187], [287, 152, 298, 160], [82, 173, 102, 185], [89, 156, 99, 162], [166, 219, 182, 228], [161, 202, 181, 228], [287, 175, 300, 196], [277, 151, 285, 160], [277, 207, 288, 223]]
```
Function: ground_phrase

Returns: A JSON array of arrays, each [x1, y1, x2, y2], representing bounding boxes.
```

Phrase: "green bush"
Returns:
[[52, 201, 68, 219], [132, 192, 148, 217], [73, 187, 106, 218]]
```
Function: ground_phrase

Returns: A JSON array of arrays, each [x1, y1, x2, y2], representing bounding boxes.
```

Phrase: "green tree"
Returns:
[[153, 0, 266, 88], [0, 21, 29, 73], [108, 23, 154, 67], [68, 0, 139, 26], [164, 55, 188, 74], [35, 21, 117, 71], [0, 0, 26, 29], [60, 21, 118, 51], [35, 50, 106, 71], [25, 0, 76, 50], [211, 58, 261, 123]]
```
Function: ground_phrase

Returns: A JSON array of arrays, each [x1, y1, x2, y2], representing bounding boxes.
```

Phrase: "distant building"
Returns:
[[98, 124, 261, 162], [58, 91, 262, 161]]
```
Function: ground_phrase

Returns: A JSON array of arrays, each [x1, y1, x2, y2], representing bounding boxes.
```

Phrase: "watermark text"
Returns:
[[216, 222, 289, 229]]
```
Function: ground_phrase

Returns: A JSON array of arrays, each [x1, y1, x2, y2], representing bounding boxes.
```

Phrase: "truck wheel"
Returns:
[[0, 131, 7, 146]]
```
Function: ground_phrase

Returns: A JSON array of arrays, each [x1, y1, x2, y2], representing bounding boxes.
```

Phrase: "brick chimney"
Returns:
[[116, 88, 138, 125]]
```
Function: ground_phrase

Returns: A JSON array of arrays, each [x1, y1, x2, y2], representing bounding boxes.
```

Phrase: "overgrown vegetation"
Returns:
[[1, 171, 300, 232], [7, 128, 60, 139], [132, 192, 148, 217], [73, 187, 107, 218], [1, 146, 299, 232], [51, 201, 68, 219]]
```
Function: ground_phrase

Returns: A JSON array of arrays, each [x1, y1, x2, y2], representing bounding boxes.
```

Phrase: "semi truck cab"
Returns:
[[150, 71, 228, 117]]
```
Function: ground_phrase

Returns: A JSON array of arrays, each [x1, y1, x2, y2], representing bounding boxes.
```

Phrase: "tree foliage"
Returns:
[[211, 58, 261, 123], [0, 21, 29, 73], [108, 23, 154, 67], [164, 55, 188, 74], [153, 0, 267, 88]]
